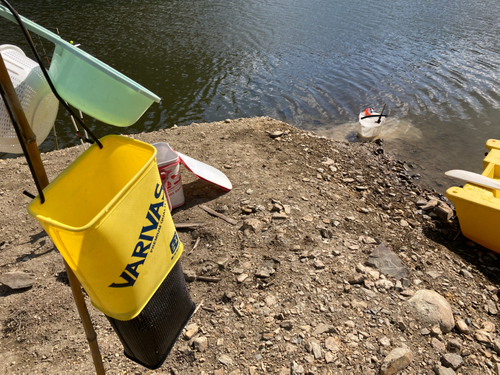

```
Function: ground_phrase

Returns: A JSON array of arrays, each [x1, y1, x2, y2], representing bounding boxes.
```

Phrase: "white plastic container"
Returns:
[[0, 44, 59, 153], [357, 109, 386, 140], [152, 142, 185, 210]]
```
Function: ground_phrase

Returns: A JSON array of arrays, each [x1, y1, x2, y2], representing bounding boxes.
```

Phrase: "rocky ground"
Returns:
[[0, 117, 499, 375]]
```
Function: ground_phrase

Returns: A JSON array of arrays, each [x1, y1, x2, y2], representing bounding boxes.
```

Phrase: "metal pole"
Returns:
[[0, 55, 105, 374]]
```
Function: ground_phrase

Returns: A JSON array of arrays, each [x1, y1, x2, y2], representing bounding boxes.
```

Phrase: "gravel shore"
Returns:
[[0, 117, 499, 374]]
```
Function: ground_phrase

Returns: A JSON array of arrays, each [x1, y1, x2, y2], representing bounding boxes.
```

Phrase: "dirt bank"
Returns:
[[0, 117, 499, 375]]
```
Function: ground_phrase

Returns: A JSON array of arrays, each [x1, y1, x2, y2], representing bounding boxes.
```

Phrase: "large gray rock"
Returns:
[[407, 290, 455, 333], [365, 243, 409, 279], [380, 347, 413, 375]]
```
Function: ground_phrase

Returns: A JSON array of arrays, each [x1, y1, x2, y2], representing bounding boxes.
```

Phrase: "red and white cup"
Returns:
[[152, 143, 185, 211]]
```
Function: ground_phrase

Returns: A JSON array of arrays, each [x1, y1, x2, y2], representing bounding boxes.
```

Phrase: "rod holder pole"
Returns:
[[0, 55, 105, 375]]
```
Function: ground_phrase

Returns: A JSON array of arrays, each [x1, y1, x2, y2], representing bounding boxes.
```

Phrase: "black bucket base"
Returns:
[[107, 261, 195, 369]]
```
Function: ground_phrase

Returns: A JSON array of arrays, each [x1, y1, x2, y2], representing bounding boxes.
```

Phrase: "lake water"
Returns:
[[2, 0, 500, 192]]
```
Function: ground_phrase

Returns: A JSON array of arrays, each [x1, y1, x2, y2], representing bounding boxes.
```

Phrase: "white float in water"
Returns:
[[357, 106, 386, 140]]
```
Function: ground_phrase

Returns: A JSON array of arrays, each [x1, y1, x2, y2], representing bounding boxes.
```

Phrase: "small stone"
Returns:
[[375, 279, 394, 290], [434, 365, 456, 375], [348, 274, 366, 284], [325, 337, 340, 352], [421, 199, 439, 210], [447, 338, 462, 354], [431, 325, 442, 337], [434, 203, 454, 222], [271, 203, 283, 212], [396, 318, 407, 332], [262, 332, 274, 340], [401, 289, 415, 297], [232, 267, 244, 275], [364, 280, 375, 289], [237, 273, 249, 283], [183, 269, 197, 282], [401, 278, 411, 287], [280, 321, 293, 331], [218, 354, 233, 366], [379, 336, 391, 347], [366, 243, 410, 280], [455, 319, 470, 334], [268, 130, 284, 138], [356, 263, 367, 273], [265, 295, 277, 306], [325, 351, 335, 363], [426, 270, 441, 279], [344, 322, 360, 333], [475, 330, 493, 343], [272, 213, 288, 220], [488, 300, 498, 315], [362, 287, 377, 298], [493, 338, 500, 354], [216, 257, 230, 268], [193, 336, 208, 352], [482, 320, 496, 332], [441, 353, 463, 370], [312, 323, 336, 336], [421, 328, 430, 336], [431, 338, 446, 353], [320, 228, 334, 239], [217, 204, 229, 212], [184, 324, 199, 340], [460, 269, 474, 279], [395, 280, 403, 292], [351, 299, 368, 310], [363, 236, 378, 244], [400, 219, 409, 227], [380, 347, 413, 375], [241, 218, 263, 234], [223, 291, 236, 302], [291, 361, 304, 374], [313, 259, 325, 269], [255, 267, 274, 278], [311, 341, 322, 359]]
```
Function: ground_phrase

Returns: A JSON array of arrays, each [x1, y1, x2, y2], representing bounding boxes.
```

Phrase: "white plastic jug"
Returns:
[[0, 44, 58, 153]]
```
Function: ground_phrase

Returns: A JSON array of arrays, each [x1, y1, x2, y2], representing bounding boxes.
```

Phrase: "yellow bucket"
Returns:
[[28, 135, 183, 320]]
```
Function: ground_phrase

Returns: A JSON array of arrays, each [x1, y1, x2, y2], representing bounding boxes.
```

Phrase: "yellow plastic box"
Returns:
[[446, 139, 500, 253], [28, 135, 183, 320]]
